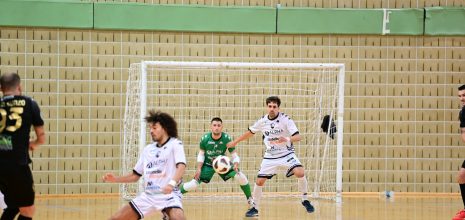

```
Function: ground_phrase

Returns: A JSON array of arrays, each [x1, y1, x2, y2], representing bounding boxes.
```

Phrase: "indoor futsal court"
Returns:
[[32, 195, 460, 220], [0, 0, 464, 220]]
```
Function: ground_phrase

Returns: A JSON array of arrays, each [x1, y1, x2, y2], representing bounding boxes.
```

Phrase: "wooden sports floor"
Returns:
[[16, 194, 461, 220]]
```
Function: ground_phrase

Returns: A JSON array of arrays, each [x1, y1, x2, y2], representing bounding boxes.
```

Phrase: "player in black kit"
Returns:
[[0, 73, 45, 220], [452, 84, 465, 220]]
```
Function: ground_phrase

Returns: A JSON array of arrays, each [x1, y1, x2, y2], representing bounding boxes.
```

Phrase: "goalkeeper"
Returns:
[[179, 117, 257, 217]]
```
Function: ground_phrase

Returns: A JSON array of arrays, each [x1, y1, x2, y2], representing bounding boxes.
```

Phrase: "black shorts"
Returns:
[[462, 160, 465, 169], [0, 165, 35, 207]]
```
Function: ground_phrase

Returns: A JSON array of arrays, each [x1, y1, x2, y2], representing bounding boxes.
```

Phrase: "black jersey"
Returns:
[[0, 95, 44, 165], [460, 106, 465, 128]]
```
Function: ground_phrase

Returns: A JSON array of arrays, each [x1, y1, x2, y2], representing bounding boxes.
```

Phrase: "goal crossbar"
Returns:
[[142, 61, 344, 69]]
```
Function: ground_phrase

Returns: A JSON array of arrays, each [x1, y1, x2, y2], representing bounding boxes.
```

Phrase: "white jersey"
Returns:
[[133, 137, 186, 195], [249, 112, 299, 159]]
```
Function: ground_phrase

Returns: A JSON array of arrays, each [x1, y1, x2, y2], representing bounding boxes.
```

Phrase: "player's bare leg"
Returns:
[[164, 207, 185, 220], [452, 167, 465, 220], [247, 177, 267, 217], [109, 204, 139, 220], [18, 205, 35, 219]]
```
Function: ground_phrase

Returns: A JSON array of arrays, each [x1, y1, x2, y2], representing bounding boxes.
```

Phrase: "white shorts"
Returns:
[[0, 192, 6, 209], [257, 153, 302, 179], [130, 190, 183, 219]]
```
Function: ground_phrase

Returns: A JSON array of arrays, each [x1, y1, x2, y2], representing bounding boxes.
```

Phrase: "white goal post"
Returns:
[[122, 61, 344, 203]]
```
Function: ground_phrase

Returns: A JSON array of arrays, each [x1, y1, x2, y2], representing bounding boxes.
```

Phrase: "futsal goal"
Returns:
[[121, 61, 344, 203]]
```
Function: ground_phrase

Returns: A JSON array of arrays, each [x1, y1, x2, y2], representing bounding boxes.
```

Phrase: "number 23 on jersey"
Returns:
[[0, 107, 24, 133]]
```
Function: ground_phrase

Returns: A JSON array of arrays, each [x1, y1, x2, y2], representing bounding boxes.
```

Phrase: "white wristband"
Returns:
[[232, 155, 240, 164], [197, 151, 205, 163], [231, 152, 240, 164], [168, 180, 177, 187], [285, 137, 291, 142]]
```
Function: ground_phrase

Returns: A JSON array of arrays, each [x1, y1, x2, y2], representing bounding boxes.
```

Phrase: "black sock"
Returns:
[[460, 184, 465, 209], [17, 215, 32, 220], [0, 207, 19, 220]]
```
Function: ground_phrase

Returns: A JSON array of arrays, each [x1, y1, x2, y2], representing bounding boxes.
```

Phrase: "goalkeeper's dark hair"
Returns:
[[211, 117, 223, 123], [266, 96, 281, 107], [459, 84, 465, 91], [145, 110, 178, 138]]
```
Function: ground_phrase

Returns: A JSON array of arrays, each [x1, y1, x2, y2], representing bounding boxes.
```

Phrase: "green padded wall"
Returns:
[[94, 3, 276, 33], [425, 7, 465, 35], [0, 0, 93, 28], [277, 8, 423, 35], [388, 9, 424, 35], [0, 1, 464, 35]]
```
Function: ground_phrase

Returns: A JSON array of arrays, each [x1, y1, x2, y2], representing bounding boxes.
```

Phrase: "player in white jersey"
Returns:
[[227, 96, 314, 217], [103, 110, 186, 220]]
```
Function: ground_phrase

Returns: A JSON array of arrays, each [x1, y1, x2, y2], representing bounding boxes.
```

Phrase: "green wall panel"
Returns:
[[425, 7, 465, 35], [0, 1, 462, 36], [277, 8, 382, 34], [277, 8, 424, 35], [0, 0, 93, 28], [94, 3, 276, 33], [388, 9, 424, 35]]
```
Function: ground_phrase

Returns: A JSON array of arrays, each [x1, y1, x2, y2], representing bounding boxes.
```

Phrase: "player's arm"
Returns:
[[227, 130, 254, 148], [229, 150, 240, 171], [29, 100, 46, 151], [105, 149, 144, 183], [271, 132, 302, 145], [197, 150, 205, 170], [162, 163, 186, 194], [289, 133, 302, 143], [102, 171, 141, 183], [461, 106, 465, 143], [286, 118, 302, 143], [162, 141, 187, 194], [461, 128, 465, 143], [29, 125, 45, 151], [194, 150, 205, 180], [195, 137, 207, 180], [172, 163, 186, 185]]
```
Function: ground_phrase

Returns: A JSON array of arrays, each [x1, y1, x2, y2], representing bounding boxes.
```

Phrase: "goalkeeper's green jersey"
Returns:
[[199, 132, 235, 166]]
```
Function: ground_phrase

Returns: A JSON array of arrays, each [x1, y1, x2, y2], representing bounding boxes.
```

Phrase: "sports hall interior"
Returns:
[[0, 0, 464, 219]]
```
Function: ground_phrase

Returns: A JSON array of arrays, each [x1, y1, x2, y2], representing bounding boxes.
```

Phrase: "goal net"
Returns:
[[121, 61, 344, 202]]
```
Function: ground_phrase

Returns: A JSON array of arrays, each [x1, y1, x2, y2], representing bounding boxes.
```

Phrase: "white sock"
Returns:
[[234, 172, 248, 185], [182, 179, 199, 192], [247, 197, 256, 208], [298, 177, 308, 201], [252, 183, 263, 209]]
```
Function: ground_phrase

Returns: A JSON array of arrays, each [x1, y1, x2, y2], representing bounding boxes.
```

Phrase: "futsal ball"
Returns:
[[212, 155, 232, 174]]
